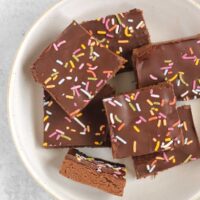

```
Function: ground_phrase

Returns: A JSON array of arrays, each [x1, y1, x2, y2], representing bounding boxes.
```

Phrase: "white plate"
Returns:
[[8, 0, 200, 199]]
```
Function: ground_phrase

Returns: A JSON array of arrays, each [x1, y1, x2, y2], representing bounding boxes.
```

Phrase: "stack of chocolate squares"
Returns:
[[31, 8, 200, 197]]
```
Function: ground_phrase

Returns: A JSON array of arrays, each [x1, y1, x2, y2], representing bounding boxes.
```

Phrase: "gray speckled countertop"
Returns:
[[0, 1, 58, 199]]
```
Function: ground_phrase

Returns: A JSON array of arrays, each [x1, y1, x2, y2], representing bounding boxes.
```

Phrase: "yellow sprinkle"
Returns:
[[66, 95, 74, 99], [150, 110, 155, 116], [129, 103, 136, 111], [118, 40, 129, 44], [46, 85, 55, 89], [168, 74, 178, 82], [76, 53, 85, 58], [195, 59, 200, 66], [115, 14, 122, 24], [133, 125, 140, 133], [133, 141, 137, 152], [94, 141, 103, 145], [88, 77, 97, 81], [153, 102, 161, 105], [64, 62, 68, 68], [43, 142, 48, 147], [124, 27, 132, 37], [97, 30, 107, 34], [146, 99, 153, 106], [72, 55, 79, 62], [81, 44, 86, 49], [60, 135, 72, 141], [183, 121, 188, 131], [69, 60, 75, 68], [43, 115, 49, 122], [76, 113, 83, 117], [183, 154, 192, 163], [169, 155, 175, 161], [172, 158, 176, 163], [116, 51, 120, 55], [52, 75, 58, 81], [157, 119, 161, 127], [154, 141, 160, 152], [165, 137, 171, 142], [164, 60, 172, 63], [44, 77, 52, 84], [163, 119, 167, 126], [179, 73, 189, 86]]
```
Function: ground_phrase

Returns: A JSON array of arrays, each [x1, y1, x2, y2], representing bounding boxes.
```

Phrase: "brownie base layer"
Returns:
[[60, 159, 125, 196]]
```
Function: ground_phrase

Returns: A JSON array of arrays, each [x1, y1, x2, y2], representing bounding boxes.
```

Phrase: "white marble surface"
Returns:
[[0, 0, 58, 199]]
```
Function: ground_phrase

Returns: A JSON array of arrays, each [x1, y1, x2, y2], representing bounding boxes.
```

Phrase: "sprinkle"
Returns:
[[44, 122, 50, 132], [118, 40, 129, 43], [60, 135, 71, 141], [49, 131, 57, 138], [56, 59, 63, 65], [151, 93, 160, 98], [80, 88, 93, 99], [87, 70, 97, 78], [179, 73, 189, 86], [134, 92, 140, 100], [58, 78, 65, 85], [118, 123, 125, 131], [168, 74, 178, 82], [69, 60, 75, 68], [163, 119, 167, 126], [97, 30, 106, 34], [136, 21, 144, 29], [73, 48, 81, 55], [53, 43, 58, 51], [57, 40, 66, 47], [115, 115, 122, 123], [195, 59, 200, 66], [114, 100, 123, 107], [129, 103, 136, 111], [157, 119, 161, 127], [149, 165, 156, 173], [133, 141, 137, 153], [128, 19, 134, 22], [183, 121, 188, 131], [124, 27, 132, 37], [96, 79, 104, 87], [80, 131, 86, 135], [183, 154, 192, 163], [159, 112, 167, 119], [66, 95, 74, 99], [146, 99, 153, 106], [70, 109, 81, 117], [81, 44, 86, 49], [161, 140, 173, 149], [115, 14, 122, 24], [78, 63, 85, 70], [180, 90, 189, 98], [154, 141, 160, 151], [140, 116, 147, 122], [44, 77, 52, 85], [116, 136, 127, 144], [133, 125, 140, 133], [43, 142, 48, 147], [73, 117, 86, 128], [136, 103, 141, 112], [88, 77, 97, 81], [110, 113, 115, 124], [148, 116, 158, 121], [43, 115, 49, 122], [46, 85, 55, 89], [149, 74, 158, 81], [66, 76, 72, 80]]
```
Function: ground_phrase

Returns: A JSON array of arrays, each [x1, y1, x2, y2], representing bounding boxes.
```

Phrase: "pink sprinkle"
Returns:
[[96, 79, 104, 87], [149, 74, 158, 80], [102, 17, 106, 24], [140, 116, 147, 122], [73, 48, 81, 55], [106, 33, 114, 38], [83, 99, 90, 103], [193, 80, 196, 90], [134, 92, 140, 100], [53, 43, 58, 51], [71, 85, 81, 90], [85, 81, 90, 91], [75, 89, 80, 97], [160, 66, 172, 70], [79, 63, 85, 70], [89, 65, 98, 70], [65, 116, 72, 123], [168, 127, 174, 131], [163, 152, 169, 162], [197, 40, 200, 44], [182, 53, 196, 60], [136, 119, 142, 124], [56, 134, 61, 141], [74, 102, 77, 107], [57, 40, 66, 47], [56, 129, 64, 135], [108, 100, 116, 107], [150, 89, 153, 94], [159, 112, 166, 119], [49, 131, 57, 138], [105, 18, 110, 30]]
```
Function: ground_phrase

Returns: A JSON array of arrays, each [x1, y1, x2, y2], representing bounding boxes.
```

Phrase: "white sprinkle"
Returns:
[[52, 68, 57, 73], [93, 52, 100, 57], [66, 76, 72, 80], [136, 103, 141, 112], [128, 19, 134, 23], [80, 131, 86, 135], [44, 122, 50, 132], [103, 97, 113, 102], [161, 140, 173, 149], [177, 79, 180, 87], [82, 81, 86, 86], [56, 59, 63, 65], [136, 20, 144, 29], [181, 90, 189, 98], [44, 101, 49, 106], [192, 89, 198, 94], [116, 135, 127, 144], [125, 98, 131, 102], [80, 88, 93, 99], [111, 18, 115, 25], [164, 69, 168, 76], [149, 165, 156, 173], [184, 138, 188, 145], [151, 94, 160, 98], [56, 129, 65, 135], [178, 123, 183, 128], [114, 100, 122, 107], [119, 46, 123, 52], [146, 165, 150, 171], [75, 76, 78, 82], [46, 110, 52, 115], [73, 117, 86, 128], [110, 113, 115, 124], [115, 25, 120, 34], [58, 78, 65, 85]]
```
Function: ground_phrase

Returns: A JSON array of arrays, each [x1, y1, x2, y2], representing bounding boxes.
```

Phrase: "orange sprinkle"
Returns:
[[86, 63, 92, 67], [183, 121, 188, 131], [70, 109, 81, 117], [169, 97, 176, 105], [118, 40, 129, 43], [189, 47, 194, 55], [43, 142, 48, 147], [148, 116, 158, 121], [44, 77, 52, 84], [172, 120, 180, 128], [46, 85, 55, 89], [118, 123, 125, 131], [108, 24, 117, 32], [187, 140, 193, 145], [87, 70, 97, 78]]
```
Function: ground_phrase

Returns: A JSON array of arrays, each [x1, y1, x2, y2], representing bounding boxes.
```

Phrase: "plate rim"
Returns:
[[7, 0, 200, 200]]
